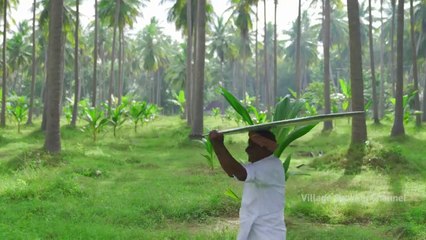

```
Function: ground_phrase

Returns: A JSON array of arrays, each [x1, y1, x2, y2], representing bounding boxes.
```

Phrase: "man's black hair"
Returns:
[[251, 129, 276, 142]]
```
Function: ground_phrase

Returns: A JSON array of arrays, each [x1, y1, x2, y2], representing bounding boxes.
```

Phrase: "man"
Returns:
[[209, 129, 286, 240]]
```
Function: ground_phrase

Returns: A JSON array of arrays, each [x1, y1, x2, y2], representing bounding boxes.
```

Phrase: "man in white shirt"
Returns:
[[209, 129, 286, 240]]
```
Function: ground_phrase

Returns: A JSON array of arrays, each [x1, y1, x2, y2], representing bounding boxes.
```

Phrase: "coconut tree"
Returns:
[[227, 0, 255, 100], [7, 22, 32, 95], [368, 0, 379, 124], [27, 0, 37, 125], [347, 0, 367, 146], [283, 11, 319, 91], [295, 0, 302, 98], [190, 0, 206, 138], [323, 0, 332, 131], [70, 0, 80, 127], [92, 0, 98, 107], [409, 0, 421, 127], [99, 0, 120, 114], [391, 0, 405, 137], [208, 14, 231, 94], [138, 17, 167, 106], [37, 0, 76, 130], [44, 0, 65, 153]]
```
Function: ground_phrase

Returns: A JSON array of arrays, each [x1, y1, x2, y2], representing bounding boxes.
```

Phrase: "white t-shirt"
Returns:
[[237, 155, 286, 240]]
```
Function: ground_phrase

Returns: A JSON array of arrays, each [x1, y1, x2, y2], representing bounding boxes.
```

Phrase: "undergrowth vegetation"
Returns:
[[0, 116, 425, 239]]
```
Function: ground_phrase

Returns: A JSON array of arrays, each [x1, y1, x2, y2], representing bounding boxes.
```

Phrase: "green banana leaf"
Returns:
[[219, 87, 254, 125]]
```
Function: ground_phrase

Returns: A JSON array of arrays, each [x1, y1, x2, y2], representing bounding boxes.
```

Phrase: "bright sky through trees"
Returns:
[[14, 0, 303, 41]]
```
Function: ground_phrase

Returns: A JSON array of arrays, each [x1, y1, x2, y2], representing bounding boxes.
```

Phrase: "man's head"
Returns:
[[246, 129, 277, 162]]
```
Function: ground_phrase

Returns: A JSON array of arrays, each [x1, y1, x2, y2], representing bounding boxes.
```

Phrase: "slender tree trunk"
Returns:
[[44, 0, 65, 153], [108, 0, 120, 114], [242, 39, 247, 100], [295, 0, 302, 98], [390, 0, 396, 97], [118, 29, 123, 105], [347, 0, 367, 145], [263, 0, 270, 111], [185, 0, 193, 124], [273, 0, 277, 106], [255, 1, 259, 108], [190, 5, 198, 126], [379, 0, 385, 118], [71, 0, 80, 127], [391, 0, 405, 137], [323, 0, 332, 131], [92, 0, 98, 107], [410, 0, 421, 127], [368, 0, 379, 124], [27, 0, 37, 125], [190, 0, 205, 138], [1, 0, 7, 127]]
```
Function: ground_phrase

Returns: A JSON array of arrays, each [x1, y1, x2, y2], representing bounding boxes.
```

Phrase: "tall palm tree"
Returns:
[[71, 0, 80, 127], [295, 0, 302, 98], [368, 0, 379, 124], [8, 22, 32, 94], [323, 0, 332, 131], [208, 14, 230, 94], [379, 0, 385, 118], [100, 0, 120, 114], [92, 0, 98, 107], [27, 0, 37, 125], [263, 0, 269, 110], [228, 0, 255, 99], [410, 0, 421, 127], [273, 0, 277, 105], [44, 0, 65, 153], [190, 0, 205, 138], [347, 0, 367, 145], [391, 0, 404, 137], [139, 17, 167, 106], [1, 0, 8, 127]]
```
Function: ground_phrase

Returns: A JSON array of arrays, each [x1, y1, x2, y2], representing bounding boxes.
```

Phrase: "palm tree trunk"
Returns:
[[391, 0, 405, 137], [71, 0, 81, 127], [368, 0, 379, 124], [273, 0, 278, 106], [409, 0, 421, 127], [1, 0, 7, 127], [295, 0, 302, 98], [390, 0, 396, 97], [263, 0, 270, 111], [118, 29, 123, 105], [185, 0, 193, 125], [92, 0, 98, 107], [190, 0, 206, 138], [255, 1, 259, 108], [45, 0, 65, 153], [379, 0, 385, 118], [108, 0, 120, 114], [323, 0, 332, 131], [347, 0, 367, 145], [27, 0, 37, 125]]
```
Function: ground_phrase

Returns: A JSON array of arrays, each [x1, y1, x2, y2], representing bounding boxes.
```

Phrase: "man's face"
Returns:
[[245, 139, 259, 162]]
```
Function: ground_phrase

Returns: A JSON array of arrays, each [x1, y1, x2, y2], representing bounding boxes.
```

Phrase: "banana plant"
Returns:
[[168, 90, 186, 119], [7, 95, 28, 133], [199, 137, 215, 170], [272, 96, 317, 180], [390, 90, 418, 124], [83, 107, 109, 142], [110, 104, 127, 137], [339, 79, 351, 111]]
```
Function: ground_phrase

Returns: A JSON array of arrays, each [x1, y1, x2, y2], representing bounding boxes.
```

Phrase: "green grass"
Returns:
[[0, 116, 425, 239]]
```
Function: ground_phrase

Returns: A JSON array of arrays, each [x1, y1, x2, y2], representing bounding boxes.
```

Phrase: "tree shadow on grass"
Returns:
[[344, 144, 365, 175]]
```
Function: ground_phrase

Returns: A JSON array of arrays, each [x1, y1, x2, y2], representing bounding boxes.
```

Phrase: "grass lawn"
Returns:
[[0, 115, 425, 239]]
